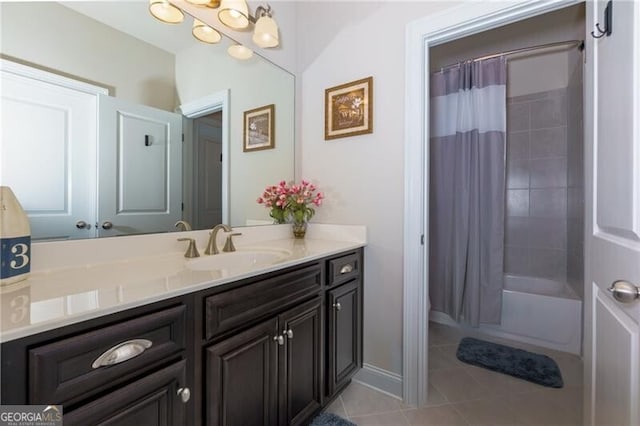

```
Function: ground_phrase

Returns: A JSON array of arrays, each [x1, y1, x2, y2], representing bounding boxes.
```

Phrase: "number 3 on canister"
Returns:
[[1, 236, 31, 281]]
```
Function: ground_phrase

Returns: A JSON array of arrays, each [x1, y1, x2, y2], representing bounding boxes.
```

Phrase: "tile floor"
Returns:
[[324, 322, 583, 425]]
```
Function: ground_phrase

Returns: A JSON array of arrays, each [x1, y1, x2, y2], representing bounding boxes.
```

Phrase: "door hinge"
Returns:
[[182, 133, 184, 142], [181, 202, 184, 211], [220, 153, 223, 162], [420, 234, 425, 245]]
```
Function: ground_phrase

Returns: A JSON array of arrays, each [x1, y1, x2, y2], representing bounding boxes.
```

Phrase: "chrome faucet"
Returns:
[[205, 224, 232, 255]]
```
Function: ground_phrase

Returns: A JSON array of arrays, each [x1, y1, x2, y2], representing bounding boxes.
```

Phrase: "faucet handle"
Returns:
[[178, 238, 200, 258], [223, 233, 242, 253]]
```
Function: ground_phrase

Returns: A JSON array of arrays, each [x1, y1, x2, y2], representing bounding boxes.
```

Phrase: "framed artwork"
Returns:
[[324, 76, 373, 140], [243, 104, 275, 152]]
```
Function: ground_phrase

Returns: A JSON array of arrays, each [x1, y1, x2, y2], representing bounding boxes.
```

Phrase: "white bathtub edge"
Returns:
[[429, 310, 582, 356]]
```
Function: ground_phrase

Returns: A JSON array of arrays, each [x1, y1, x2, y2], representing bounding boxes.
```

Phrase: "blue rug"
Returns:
[[309, 412, 355, 426], [456, 337, 564, 388]]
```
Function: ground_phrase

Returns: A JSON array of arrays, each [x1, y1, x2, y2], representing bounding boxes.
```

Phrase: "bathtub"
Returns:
[[431, 274, 582, 355]]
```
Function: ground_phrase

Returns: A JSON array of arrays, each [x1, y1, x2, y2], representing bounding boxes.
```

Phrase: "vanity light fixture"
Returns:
[[149, 0, 280, 58], [185, 0, 221, 7], [218, 0, 250, 30], [252, 5, 278, 48], [193, 19, 222, 44], [148, 0, 184, 24], [227, 44, 253, 60]]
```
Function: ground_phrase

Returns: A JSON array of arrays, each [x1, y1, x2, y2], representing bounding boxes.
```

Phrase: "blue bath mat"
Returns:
[[456, 337, 564, 388], [309, 412, 355, 426]]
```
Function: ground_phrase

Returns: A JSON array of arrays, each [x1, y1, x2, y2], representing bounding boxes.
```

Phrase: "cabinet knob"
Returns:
[[284, 329, 293, 339], [101, 221, 113, 230], [274, 335, 284, 345], [76, 220, 90, 229], [333, 302, 342, 311], [177, 387, 191, 403]]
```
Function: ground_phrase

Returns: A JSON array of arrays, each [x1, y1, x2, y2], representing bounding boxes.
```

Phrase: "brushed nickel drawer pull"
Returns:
[[339, 264, 354, 274], [92, 339, 152, 369]]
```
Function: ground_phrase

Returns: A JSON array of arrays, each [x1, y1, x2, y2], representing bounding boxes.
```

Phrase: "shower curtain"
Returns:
[[429, 57, 506, 326]]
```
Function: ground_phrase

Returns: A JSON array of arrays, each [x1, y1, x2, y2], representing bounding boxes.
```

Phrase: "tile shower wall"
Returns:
[[505, 88, 569, 282], [566, 51, 584, 298]]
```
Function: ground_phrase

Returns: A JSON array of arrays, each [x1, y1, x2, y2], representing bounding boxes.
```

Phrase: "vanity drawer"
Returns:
[[29, 304, 186, 406], [204, 263, 322, 341], [327, 252, 361, 287]]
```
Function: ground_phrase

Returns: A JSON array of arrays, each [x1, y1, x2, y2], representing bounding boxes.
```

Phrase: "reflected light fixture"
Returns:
[[193, 19, 222, 44], [149, 0, 280, 59], [149, 0, 184, 24], [185, 0, 221, 7], [218, 0, 250, 30], [228, 44, 253, 60], [252, 5, 279, 48]]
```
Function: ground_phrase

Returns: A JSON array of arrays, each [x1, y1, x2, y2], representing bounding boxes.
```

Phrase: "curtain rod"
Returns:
[[439, 39, 585, 72]]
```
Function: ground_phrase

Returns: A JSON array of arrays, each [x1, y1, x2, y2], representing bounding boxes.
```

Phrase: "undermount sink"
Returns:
[[185, 248, 292, 272]]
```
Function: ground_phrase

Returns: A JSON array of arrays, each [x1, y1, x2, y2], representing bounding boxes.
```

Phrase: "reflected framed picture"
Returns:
[[244, 104, 275, 152], [324, 76, 373, 140]]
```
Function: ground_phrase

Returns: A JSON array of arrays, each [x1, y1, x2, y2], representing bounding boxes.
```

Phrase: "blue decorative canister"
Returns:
[[1, 186, 31, 285]]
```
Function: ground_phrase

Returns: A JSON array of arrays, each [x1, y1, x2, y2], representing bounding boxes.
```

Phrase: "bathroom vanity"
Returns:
[[0, 225, 365, 425]]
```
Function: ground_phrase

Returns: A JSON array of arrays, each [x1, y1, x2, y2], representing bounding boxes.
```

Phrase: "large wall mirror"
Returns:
[[0, 1, 294, 240]]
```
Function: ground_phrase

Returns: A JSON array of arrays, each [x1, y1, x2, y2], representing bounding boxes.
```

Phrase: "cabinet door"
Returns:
[[278, 297, 322, 426], [327, 280, 362, 397], [206, 318, 279, 426], [63, 360, 187, 426]]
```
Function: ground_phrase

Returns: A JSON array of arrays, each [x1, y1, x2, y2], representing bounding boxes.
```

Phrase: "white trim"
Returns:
[[0, 58, 108, 95], [353, 363, 403, 400], [179, 90, 230, 224], [403, 0, 582, 408]]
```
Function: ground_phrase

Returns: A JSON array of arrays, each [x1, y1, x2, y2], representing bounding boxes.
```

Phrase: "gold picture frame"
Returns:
[[243, 104, 275, 152], [324, 76, 373, 140]]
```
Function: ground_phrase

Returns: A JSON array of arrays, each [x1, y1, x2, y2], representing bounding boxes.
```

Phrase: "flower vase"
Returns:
[[292, 220, 307, 239]]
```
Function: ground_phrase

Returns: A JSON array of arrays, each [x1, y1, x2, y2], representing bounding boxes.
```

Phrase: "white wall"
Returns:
[[296, 1, 457, 377], [0, 2, 177, 111], [175, 43, 295, 227]]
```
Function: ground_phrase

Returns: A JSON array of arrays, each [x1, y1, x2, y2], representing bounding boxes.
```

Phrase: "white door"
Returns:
[[97, 95, 182, 237], [194, 115, 222, 229], [585, 1, 640, 424], [0, 63, 98, 240]]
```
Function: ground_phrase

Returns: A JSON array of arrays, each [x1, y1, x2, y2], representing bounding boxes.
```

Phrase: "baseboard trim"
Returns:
[[353, 363, 403, 400]]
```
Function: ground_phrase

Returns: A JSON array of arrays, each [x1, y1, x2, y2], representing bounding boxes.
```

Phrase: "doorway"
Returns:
[[192, 111, 223, 229], [179, 90, 230, 228], [403, 0, 588, 408]]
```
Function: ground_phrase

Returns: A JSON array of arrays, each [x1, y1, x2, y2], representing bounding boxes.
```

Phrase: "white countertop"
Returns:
[[0, 224, 366, 343]]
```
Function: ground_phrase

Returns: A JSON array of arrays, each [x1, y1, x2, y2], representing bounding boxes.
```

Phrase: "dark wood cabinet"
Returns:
[[327, 279, 362, 398], [204, 297, 323, 426], [1, 248, 363, 426], [205, 317, 279, 426], [64, 360, 188, 426], [278, 297, 323, 426]]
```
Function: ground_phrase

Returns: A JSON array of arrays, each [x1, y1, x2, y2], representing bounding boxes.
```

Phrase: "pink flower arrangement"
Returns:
[[257, 180, 324, 224]]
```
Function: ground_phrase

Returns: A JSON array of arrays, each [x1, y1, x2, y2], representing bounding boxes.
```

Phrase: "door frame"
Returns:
[[180, 90, 230, 225], [402, 0, 584, 407]]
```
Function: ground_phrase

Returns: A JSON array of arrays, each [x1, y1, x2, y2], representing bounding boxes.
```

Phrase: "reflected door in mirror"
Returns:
[[97, 95, 182, 237], [1, 65, 99, 240]]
